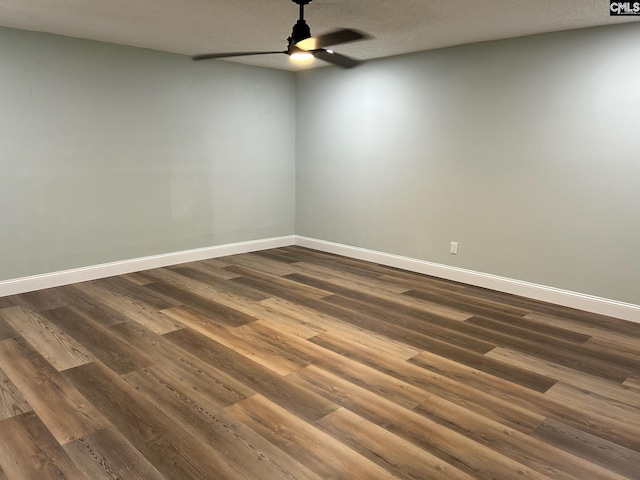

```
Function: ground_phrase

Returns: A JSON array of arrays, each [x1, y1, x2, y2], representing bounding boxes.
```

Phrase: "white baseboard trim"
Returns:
[[0, 235, 295, 298], [3, 234, 638, 324], [294, 236, 640, 324]]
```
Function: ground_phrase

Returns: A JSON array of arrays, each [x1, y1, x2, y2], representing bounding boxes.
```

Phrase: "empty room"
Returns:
[[1, 1, 639, 478]]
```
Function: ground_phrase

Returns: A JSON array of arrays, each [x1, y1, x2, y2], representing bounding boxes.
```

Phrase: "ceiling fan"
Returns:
[[192, 0, 370, 68]]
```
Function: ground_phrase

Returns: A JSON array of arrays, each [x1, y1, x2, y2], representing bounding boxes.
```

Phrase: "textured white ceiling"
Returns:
[[0, 0, 638, 70]]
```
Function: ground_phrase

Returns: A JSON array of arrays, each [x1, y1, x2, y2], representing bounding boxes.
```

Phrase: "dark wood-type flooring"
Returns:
[[1, 246, 639, 479]]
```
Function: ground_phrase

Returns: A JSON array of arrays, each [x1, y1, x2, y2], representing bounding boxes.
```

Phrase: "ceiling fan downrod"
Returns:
[[289, 0, 313, 47], [294, 0, 313, 16]]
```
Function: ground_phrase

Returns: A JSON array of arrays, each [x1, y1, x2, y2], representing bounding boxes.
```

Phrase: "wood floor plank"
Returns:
[[42, 306, 153, 375], [287, 255, 483, 321], [465, 314, 592, 345], [0, 294, 38, 311], [486, 346, 640, 414], [485, 348, 640, 451], [145, 280, 258, 328], [324, 292, 496, 353], [625, 375, 640, 390], [166, 265, 271, 302], [1, 246, 639, 479], [286, 271, 472, 322], [124, 361, 249, 412], [245, 319, 431, 410], [199, 257, 236, 269], [412, 395, 627, 480], [376, 270, 473, 294], [48, 284, 133, 327], [312, 331, 547, 433], [403, 285, 533, 320], [410, 347, 549, 399], [447, 317, 638, 384], [277, 246, 412, 279], [545, 382, 640, 441], [547, 382, 640, 422], [0, 412, 86, 480], [108, 320, 257, 402], [0, 297, 15, 310], [0, 314, 18, 341], [0, 366, 32, 421], [478, 291, 640, 338], [93, 275, 180, 311], [228, 320, 314, 374], [526, 312, 640, 348], [3, 288, 69, 313], [477, 320, 640, 379], [316, 407, 476, 480], [260, 296, 423, 359], [229, 264, 334, 302], [222, 251, 299, 277], [150, 281, 320, 341], [162, 306, 306, 376], [160, 289, 259, 329], [283, 273, 492, 351], [288, 364, 553, 480], [163, 327, 340, 423], [0, 337, 107, 444], [107, 319, 185, 364], [226, 394, 399, 480], [410, 346, 640, 449], [531, 418, 640, 479], [122, 369, 324, 480], [63, 361, 247, 480], [300, 297, 527, 381], [178, 258, 242, 280], [312, 327, 557, 393], [0, 306, 94, 371], [143, 266, 270, 317], [121, 272, 156, 285], [248, 301, 327, 339], [253, 247, 309, 264], [584, 335, 640, 362], [63, 427, 168, 480], [73, 282, 183, 335], [291, 259, 413, 295]]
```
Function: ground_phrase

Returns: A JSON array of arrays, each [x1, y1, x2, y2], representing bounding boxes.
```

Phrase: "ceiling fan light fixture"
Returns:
[[192, 0, 369, 69], [289, 51, 315, 63]]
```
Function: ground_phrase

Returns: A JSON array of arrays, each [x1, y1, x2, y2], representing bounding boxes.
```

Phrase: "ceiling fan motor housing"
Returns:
[[288, 20, 311, 46]]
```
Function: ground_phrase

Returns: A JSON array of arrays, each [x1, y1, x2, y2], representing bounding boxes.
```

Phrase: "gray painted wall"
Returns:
[[296, 24, 640, 305], [2, 23, 638, 306], [0, 27, 296, 281]]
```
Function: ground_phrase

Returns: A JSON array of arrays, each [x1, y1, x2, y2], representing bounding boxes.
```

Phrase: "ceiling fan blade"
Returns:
[[313, 49, 362, 69], [192, 51, 286, 61], [296, 28, 368, 51]]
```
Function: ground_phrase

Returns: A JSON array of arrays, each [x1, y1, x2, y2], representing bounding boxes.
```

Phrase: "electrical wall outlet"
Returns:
[[450, 242, 458, 255]]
